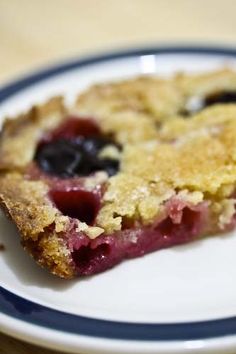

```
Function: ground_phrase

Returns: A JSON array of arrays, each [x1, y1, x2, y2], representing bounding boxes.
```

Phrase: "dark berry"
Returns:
[[203, 91, 236, 106], [95, 158, 120, 177], [35, 136, 120, 178], [35, 140, 85, 177]]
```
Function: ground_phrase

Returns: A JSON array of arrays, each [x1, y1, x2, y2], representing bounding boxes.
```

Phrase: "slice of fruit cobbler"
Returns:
[[1, 70, 236, 279]]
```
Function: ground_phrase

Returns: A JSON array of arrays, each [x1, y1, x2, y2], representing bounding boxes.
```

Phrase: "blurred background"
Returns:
[[1, 0, 236, 84], [1, 0, 236, 353]]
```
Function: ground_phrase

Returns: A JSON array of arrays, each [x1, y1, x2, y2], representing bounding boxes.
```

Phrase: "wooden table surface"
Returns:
[[1, 0, 236, 353]]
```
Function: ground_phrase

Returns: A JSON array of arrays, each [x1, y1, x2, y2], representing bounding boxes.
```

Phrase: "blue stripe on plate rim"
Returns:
[[1, 45, 236, 341]]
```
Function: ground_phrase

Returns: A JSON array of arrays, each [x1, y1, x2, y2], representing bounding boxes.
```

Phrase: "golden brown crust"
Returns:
[[76, 76, 185, 124], [0, 173, 75, 278], [0, 96, 66, 170], [97, 106, 236, 232], [24, 231, 75, 279], [0, 173, 58, 238], [176, 68, 236, 98]]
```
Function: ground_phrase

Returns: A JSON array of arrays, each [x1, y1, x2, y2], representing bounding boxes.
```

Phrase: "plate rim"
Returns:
[[1, 44, 236, 352], [2, 43, 236, 103]]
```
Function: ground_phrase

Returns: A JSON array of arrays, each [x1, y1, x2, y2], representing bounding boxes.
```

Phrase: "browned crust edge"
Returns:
[[0, 96, 67, 171], [0, 172, 76, 279]]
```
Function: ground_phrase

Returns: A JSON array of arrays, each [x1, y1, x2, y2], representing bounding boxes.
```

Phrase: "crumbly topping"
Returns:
[[176, 68, 236, 98], [97, 173, 175, 232], [176, 190, 204, 205], [76, 222, 104, 239], [158, 104, 236, 142], [35, 231, 75, 278], [0, 173, 60, 240], [0, 172, 74, 277], [89, 111, 159, 145], [97, 105, 236, 232], [55, 215, 70, 233], [76, 76, 185, 123], [121, 139, 236, 194], [218, 199, 236, 229], [99, 145, 121, 160], [0, 97, 66, 170], [84, 171, 109, 190]]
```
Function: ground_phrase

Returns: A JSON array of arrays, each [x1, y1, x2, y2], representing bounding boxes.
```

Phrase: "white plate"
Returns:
[[1, 46, 236, 354]]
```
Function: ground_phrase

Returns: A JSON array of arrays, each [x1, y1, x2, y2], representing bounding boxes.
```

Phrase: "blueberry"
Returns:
[[35, 136, 120, 178], [36, 140, 84, 177], [204, 91, 236, 106]]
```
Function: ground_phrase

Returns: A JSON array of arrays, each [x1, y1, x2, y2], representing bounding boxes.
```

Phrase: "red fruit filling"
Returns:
[[61, 197, 210, 276], [42, 117, 100, 143], [50, 189, 101, 225]]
